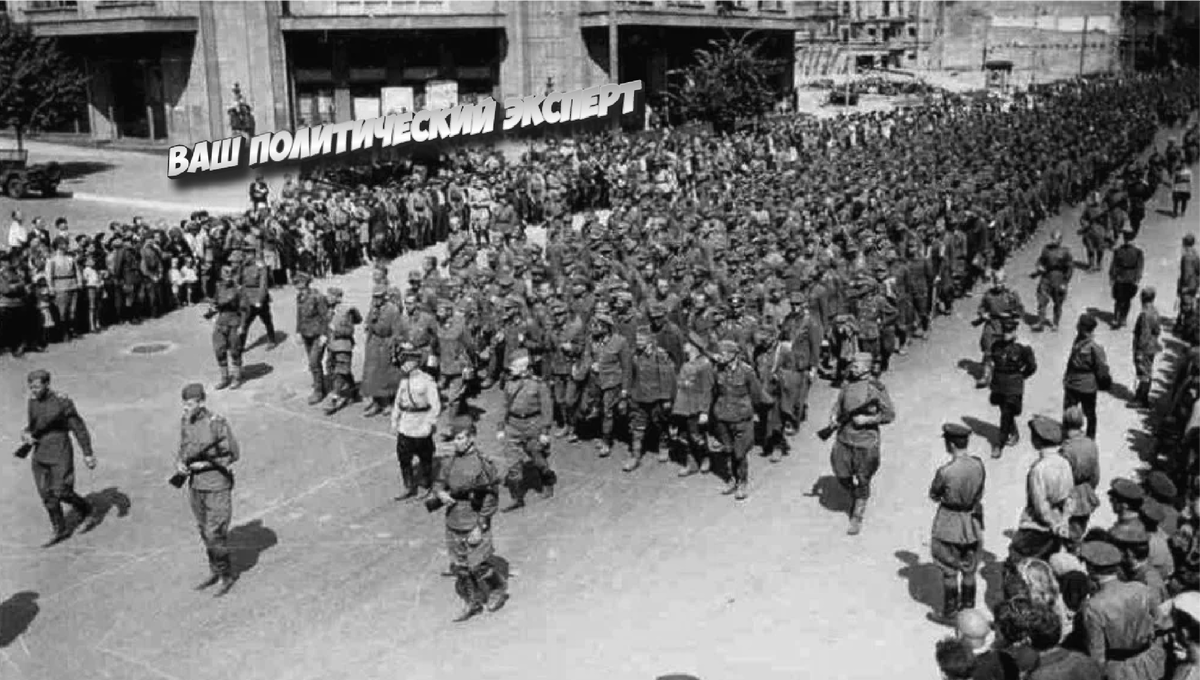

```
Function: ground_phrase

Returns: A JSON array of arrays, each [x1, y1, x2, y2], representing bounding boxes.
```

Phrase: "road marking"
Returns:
[[258, 401, 393, 441], [71, 191, 243, 215], [96, 645, 185, 680]]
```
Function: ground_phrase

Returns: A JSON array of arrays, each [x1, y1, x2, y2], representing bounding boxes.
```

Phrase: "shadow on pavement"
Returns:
[[0, 591, 39, 648], [894, 549, 942, 615], [961, 415, 1000, 447], [240, 362, 274, 383], [77, 486, 133, 534], [956, 358, 985, 382], [56, 160, 115, 181], [1154, 208, 1176, 218], [229, 520, 278, 578], [805, 475, 853, 514]]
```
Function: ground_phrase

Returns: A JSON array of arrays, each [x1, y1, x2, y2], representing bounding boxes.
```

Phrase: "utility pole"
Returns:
[[608, 1, 619, 131], [1079, 14, 1088, 77]]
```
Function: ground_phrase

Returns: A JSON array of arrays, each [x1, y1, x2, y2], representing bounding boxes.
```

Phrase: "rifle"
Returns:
[[168, 436, 230, 488], [817, 395, 881, 442]]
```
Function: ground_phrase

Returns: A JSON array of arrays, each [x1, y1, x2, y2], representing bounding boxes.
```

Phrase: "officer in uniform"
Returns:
[[581, 313, 631, 460], [1060, 405, 1101, 553], [294, 273, 329, 405], [826, 352, 896, 535], [22, 369, 96, 546], [1032, 231, 1074, 332], [497, 349, 555, 512], [1131, 287, 1162, 407], [324, 288, 362, 415], [1063, 314, 1111, 439], [1077, 540, 1167, 680], [208, 263, 244, 390], [626, 325, 677, 472], [929, 423, 985, 624], [1005, 415, 1073, 591], [391, 342, 442, 500], [712, 339, 761, 501], [432, 416, 506, 622], [974, 270, 1025, 389], [987, 312, 1038, 459], [1108, 230, 1145, 329], [176, 383, 240, 598], [238, 254, 277, 351]]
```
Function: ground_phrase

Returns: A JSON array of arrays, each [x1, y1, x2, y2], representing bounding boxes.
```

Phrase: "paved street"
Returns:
[[0, 132, 1195, 680]]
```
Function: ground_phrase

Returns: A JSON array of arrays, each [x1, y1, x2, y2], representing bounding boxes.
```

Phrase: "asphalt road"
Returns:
[[0, 129, 1195, 680]]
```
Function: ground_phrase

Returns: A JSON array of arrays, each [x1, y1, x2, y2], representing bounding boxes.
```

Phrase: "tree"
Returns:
[[0, 16, 87, 150], [666, 33, 785, 134]]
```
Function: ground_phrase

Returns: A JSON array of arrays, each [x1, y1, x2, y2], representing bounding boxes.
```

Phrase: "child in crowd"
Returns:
[[180, 256, 198, 305], [82, 254, 103, 332], [168, 257, 185, 307]]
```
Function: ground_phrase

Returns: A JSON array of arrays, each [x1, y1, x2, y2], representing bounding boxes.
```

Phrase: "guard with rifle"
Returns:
[[174, 383, 240, 597], [928, 423, 986, 624], [1032, 231, 1074, 332], [972, 270, 1024, 389], [822, 352, 896, 536]]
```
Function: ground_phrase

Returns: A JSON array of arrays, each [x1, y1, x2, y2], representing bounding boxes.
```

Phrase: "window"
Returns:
[[758, 0, 785, 11], [867, 26, 876, 39], [842, 1, 850, 16], [907, 25, 916, 38], [28, 0, 77, 8], [882, 0, 889, 17], [841, 27, 850, 43]]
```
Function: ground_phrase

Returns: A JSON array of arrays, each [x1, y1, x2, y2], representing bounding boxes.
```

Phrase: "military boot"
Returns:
[[453, 575, 484, 622], [847, 499, 865, 535], [43, 506, 69, 548], [622, 446, 642, 472], [540, 469, 557, 499], [307, 387, 326, 406], [323, 395, 345, 416], [501, 484, 526, 513], [214, 366, 232, 390], [932, 583, 960, 626], [229, 365, 244, 390], [960, 581, 977, 611]]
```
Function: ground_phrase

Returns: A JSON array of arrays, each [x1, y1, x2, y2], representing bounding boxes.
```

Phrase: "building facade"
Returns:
[[8, 0, 816, 145]]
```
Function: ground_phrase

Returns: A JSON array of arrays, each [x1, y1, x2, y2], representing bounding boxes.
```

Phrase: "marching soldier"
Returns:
[[294, 273, 329, 405], [929, 423, 985, 624], [752, 325, 794, 463], [974, 270, 1024, 389], [545, 300, 584, 440], [432, 416, 507, 622], [712, 339, 761, 501], [825, 352, 896, 535], [1032, 231, 1074, 332], [1078, 192, 1109, 272], [1131, 287, 1162, 407], [580, 314, 631, 460], [987, 313, 1037, 459], [672, 336, 715, 477], [434, 298, 475, 433], [625, 325, 677, 472], [1060, 406, 1101, 553], [238, 254, 277, 351], [1108, 230, 1144, 329], [1063, 314, 1111, 440], [1177, 234, 1199, 338], [176, 383, 239, 597], [784, 294, 822, 432], [22, 369, 96, 547], [208, 263, 244, 390], [391, 342, 442, 500], [497, 349, 555, 511], [324, 288, 362, 416]]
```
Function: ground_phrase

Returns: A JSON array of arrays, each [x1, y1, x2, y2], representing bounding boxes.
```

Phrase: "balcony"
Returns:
[[18, 0, 198, 35], [280, 0, 504, 30], [583, 0, 810, 30]]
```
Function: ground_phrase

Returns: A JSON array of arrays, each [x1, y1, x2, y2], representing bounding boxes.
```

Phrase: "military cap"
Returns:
[[1109, 522, 1149, 545], [26, 369, 50, 384], [999, 313, 1020, 332], [294, 272, 312, 286], [1140, 499, 1167, 525], [372, 284, 388, 298], [942, 423, 972, 441], [789, 290, 807, 305], [1109, 478, 1145, 503], [1028, 414, 1063, 446], [448, 415, 476, 437], [1144, 470, 1177, 501], [717, 340, 740, 357], [327, 287, 344, 298], [394, 341, 421, 359], [228, 250, 245, 262], [407, 270, 422, 282], [497, 273, 515, 288], [1079, 541, 1123, 569], [507, 349, 531, 367], [647, 301, 666, 318], [592, 313, 614, 327], [635, 324, 653, 337], [1174, 591, 1200, 622], [436, 298, 454, 310], [1076, 314, 1098, 333], [1049, 550, 1086, 576], [181, 382, 206, 401]]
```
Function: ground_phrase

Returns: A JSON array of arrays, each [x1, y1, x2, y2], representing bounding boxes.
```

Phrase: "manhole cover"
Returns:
[[129, 342, 173, 355]]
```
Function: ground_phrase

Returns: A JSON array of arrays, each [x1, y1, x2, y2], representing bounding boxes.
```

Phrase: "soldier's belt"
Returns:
[[939, 502, 979, 513], [399, 405, 432, 413]]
